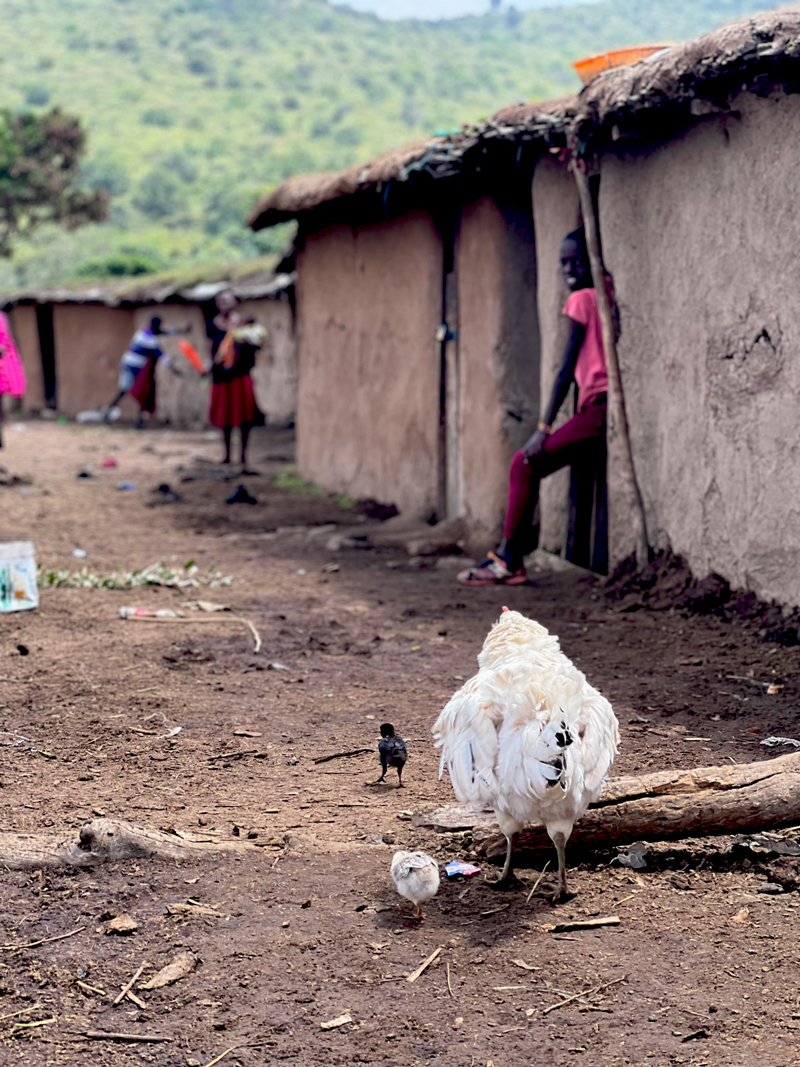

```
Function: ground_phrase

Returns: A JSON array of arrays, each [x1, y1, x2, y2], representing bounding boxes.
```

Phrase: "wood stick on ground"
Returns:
[[0, 1004, 39, 1022], [571, 161, 649, 567], [313, 748, 372, 765], [122, 615, 262, 653], [446, 752, 800, 858], [446, 961, 454, 998], [525, 861, 550, 904], [543, 916, 620, 934], [406, 947, 443, 984], [83, 1031, 172, 1043], [203, 1048, 235, 1067], [113, 961, 149, 1006], [1, 927, 85, 950], [76, 981, 107, 996], [543, 976, 626, 1015], [13, 1018, 56, 1029]]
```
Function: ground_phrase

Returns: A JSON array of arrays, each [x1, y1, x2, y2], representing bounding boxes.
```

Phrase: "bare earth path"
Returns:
[[0, 422, 798, 1067]]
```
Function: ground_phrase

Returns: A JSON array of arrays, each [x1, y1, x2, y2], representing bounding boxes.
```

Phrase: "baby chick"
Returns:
[[369, 722, 407, 787], [391, 850, 439, 920]]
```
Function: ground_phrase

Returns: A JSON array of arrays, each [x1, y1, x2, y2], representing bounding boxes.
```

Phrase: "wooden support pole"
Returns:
[[571, 161, 649, 568]]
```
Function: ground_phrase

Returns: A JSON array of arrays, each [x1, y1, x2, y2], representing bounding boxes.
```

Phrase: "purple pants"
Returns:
[[503, 393, 606, 561]]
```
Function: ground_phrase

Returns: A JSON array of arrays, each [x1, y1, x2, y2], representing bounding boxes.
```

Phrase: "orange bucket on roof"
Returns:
[[573, 45, 670, 86]]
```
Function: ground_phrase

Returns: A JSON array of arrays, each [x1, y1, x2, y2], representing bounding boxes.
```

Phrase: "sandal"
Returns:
[[457, 551, 528, 587]]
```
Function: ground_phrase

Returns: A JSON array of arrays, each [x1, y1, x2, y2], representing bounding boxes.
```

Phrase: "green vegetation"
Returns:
[[0, 108, 106, 256], [0, 0, 780, 288], [273, 465, 356, 510]]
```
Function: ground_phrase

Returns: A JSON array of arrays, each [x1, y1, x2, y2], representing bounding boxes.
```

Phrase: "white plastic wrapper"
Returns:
[[0, 541, 38, 612]]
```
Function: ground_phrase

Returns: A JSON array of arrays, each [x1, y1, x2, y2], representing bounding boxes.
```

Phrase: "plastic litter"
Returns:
[[72, 549, 88, 559], [76, 410, 103, 423], [612, 841, 649, 869], [117, 481, 136, 491], [760, 736, 800, 748], [119, 607, 182, 619], [445, 859, 481, 878], [102, 457, 118, 468], [0, 542, 38, 612]]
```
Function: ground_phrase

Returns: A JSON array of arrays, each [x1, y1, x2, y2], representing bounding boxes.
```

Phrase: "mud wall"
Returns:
[[7, 305, 44, 412], [531, 156, 581, 554], [295, 211, 442, 519], [599, 90, 800, 605], [133, 304, 208, 428], [53, 305, 135, 418], [457, 192, 539, 551], [236, 295, 296, 427]]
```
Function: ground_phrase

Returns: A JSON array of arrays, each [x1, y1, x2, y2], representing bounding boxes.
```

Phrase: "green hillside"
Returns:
[[0, 0, 781, 287]]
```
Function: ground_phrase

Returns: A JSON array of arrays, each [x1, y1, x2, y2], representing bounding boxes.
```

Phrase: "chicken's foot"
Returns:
[[489, 833, 523, 890]]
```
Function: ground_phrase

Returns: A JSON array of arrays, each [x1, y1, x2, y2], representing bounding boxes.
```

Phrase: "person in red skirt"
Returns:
[[206, 293, 265, 465]]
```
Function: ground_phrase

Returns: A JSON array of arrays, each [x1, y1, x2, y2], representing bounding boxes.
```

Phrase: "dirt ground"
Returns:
[[0, 421, 799, 1067]]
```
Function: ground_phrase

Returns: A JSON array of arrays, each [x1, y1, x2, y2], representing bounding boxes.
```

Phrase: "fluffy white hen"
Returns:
[[391, 851, 440, 920], [432, 608, 619, 900]]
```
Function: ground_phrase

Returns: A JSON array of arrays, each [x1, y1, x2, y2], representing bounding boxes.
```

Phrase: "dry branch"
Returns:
[[313, 748, 372, 764], [406, 947, 443, 983], [416, 753, 800, 859], [83, 1030, 172, 1043], [0, 818, 254, 871]]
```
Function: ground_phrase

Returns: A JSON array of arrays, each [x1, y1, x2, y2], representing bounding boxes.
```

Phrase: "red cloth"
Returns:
[[209, 374, 256, 428], [563, 287, 609, 409], [129, 357, 157, 414], [502, 394, 606, 551]]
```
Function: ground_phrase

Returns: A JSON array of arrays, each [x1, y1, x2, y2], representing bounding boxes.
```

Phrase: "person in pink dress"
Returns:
[[458, 228, 614, 586], [0, 312, 26, 448]]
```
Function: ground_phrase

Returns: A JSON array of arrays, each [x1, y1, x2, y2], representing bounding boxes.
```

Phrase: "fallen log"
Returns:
[[0, 818, 254, 871], [414, 753, 800, 860]]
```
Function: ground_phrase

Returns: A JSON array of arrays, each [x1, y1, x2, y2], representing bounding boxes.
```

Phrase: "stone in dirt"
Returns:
[[106, 914, 138, 935]]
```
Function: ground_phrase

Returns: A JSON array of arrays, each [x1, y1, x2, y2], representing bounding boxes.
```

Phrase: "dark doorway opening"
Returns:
[[35, 304, 56, 410]]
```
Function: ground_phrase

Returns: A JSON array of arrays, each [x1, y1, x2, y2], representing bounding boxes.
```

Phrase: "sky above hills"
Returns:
[[338, 0, 600, 17]]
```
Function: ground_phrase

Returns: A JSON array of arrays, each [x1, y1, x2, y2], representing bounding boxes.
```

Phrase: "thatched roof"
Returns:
[[571, 7, 800, 151], [3, 259, 295, 310], [249, 97, 574, 229], [250, 6, 800, 229]]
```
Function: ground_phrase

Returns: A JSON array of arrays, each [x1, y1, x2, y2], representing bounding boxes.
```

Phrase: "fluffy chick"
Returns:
[[391, 850, 439, 920]]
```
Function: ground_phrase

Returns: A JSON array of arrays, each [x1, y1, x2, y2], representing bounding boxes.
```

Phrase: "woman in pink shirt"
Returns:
[[459, 228, 611, 586]]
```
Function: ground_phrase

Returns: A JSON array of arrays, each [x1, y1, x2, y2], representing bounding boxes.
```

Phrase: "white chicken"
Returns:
[[432, 608, 619, 901], [391, 851, 440, 920]]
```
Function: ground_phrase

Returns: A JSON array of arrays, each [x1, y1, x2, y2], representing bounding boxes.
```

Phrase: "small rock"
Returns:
[[382, 832, 396, 845], [355, 903, 369, 912], [757, 883, 784, 894], [105, 914, 138, 935]]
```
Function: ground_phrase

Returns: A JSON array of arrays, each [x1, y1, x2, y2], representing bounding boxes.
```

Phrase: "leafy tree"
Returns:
[[133, 168, 187, 220], [0, 108, 107, 256]]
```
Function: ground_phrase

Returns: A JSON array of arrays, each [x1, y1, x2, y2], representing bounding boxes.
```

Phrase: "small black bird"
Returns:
[[370, 722, 408, 788]]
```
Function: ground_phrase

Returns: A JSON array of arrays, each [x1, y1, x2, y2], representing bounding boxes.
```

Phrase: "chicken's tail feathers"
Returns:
[[518, 713, 574, 795]]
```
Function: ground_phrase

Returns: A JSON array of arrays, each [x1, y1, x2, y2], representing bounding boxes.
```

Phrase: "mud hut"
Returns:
[[250, 105, 576, 551], [252, 7, 800, 607], [4, 266, 297, 428]]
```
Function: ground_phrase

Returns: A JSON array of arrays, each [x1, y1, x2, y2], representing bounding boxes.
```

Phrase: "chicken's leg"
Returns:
[[490, 833, 519, 889], [396, 764, 404, 788], [366, 757, 388, 786], [551, 830, 569, 904], [415, 902, 424, 921]]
